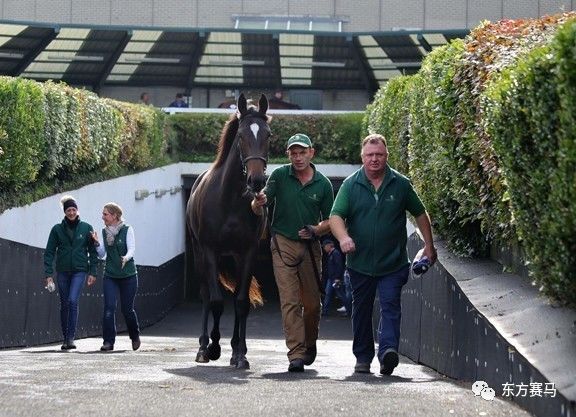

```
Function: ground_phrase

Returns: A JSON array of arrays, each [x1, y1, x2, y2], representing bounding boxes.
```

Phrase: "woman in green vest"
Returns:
[[44, 195, 98, 350], [92, 202, 141, 352]]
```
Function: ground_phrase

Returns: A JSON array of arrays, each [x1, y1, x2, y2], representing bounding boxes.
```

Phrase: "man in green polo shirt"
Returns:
[[251, 133, 333, 372], [330, 133, 437, 376]]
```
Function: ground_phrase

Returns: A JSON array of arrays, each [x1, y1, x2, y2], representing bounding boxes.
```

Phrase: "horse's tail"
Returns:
[[218, 273, 264, 307]]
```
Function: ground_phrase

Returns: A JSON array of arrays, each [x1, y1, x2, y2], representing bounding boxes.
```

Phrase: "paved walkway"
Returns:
[[0, 302, 531, 417]]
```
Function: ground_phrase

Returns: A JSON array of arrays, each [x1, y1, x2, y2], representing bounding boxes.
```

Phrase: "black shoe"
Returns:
[[61, 341, 76, 350], [380, 350, 399, 375], [288, 358, 305, 372], [100, 342, 114, 351], [303, 345, 317, 366], [132, 336, 141, 351]]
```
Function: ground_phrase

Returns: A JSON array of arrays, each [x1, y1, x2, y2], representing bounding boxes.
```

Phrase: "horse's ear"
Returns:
[[258, 94, 268, 115], [237, 94, 247, 116]]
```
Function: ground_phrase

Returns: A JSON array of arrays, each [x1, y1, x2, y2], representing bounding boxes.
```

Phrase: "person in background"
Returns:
[[337, 269, 353, 316], [91, 202, 141, 352], [44, 196, 98, 350], [139, 92, 152, 106], [320, 237, 350, 317], [268, 89, 301, 110], [251, 133, 333, 372], [330, 133, 437, 375], [168, 93, 187, 108]]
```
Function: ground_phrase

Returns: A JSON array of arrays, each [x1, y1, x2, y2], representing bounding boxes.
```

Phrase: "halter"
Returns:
[[236, 117, 268, 174], [237, 142, 268, 174]]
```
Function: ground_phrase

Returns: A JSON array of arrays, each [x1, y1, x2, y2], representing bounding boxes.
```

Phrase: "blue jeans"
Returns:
[[56, 271, 86, 342], [322, 277, 352, 315], [102, 275, 140, 345], [348, 266, 409, 364]]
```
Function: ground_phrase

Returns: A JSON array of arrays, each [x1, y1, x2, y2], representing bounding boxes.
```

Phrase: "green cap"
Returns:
[[286, 133, 313, 149]]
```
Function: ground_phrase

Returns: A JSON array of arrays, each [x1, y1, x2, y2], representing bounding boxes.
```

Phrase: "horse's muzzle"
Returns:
[[247, 173, 266, 194]]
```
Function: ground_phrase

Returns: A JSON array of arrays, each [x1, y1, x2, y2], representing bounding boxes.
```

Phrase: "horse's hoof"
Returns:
[[207, 343, 221, 360], [236, 358, 250, 370], [196, 351, 209, 363], [230, 354, 238, 366]]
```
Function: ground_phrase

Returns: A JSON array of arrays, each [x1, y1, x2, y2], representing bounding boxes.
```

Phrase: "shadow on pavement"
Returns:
[[165, 364, 253, 385]]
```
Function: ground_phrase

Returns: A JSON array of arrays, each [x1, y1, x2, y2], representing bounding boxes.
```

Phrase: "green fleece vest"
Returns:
[[103, 225, 137, 278]]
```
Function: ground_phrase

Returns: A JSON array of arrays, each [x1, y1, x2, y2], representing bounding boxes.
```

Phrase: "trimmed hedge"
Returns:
[[0, 77, 45, 189], [363, 76, 413, 175], [0, 79, 365, 214], [365, 13, 576, 305], [169, 112, 365, 164], [0, 78, 168, 212], [484, 19, 576, 303]]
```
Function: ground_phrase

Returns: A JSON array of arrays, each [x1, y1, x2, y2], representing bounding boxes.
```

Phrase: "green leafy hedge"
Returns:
[[169, 112, 365, 164], [0, 77, 45, 189], [363, 76, 413, 175], [365, 13, 576, 305], [0, 79, 365, 214], [0, 78, 168, 212], [484, 19, 576, 303]]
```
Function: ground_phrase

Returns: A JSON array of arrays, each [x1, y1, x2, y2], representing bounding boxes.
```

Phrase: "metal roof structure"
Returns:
[[0, 20, 468, 96]]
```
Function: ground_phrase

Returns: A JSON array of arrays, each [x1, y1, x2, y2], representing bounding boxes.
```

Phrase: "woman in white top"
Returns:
[[91, 202, 140, 352]]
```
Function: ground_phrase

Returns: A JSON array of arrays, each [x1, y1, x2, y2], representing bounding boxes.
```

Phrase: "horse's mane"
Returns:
[[212, 107, 269, 169]]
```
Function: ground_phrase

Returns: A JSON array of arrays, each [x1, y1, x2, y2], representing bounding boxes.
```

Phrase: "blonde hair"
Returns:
[[60, 195, 75, 205], [362, 133, 387, 148], [60, 195, 77, 211], [103, 202, 124, 221]]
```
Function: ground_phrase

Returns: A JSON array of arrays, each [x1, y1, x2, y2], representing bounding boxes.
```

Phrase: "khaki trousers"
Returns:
[[271, 234, 322, 361]]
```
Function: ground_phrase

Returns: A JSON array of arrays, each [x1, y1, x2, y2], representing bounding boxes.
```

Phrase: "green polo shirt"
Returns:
[[265, 163, 334, 241], [330, 165, 426, 276]]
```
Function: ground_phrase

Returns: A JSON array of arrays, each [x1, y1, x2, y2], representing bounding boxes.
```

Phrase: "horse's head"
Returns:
[[236, 94, 270, 194]]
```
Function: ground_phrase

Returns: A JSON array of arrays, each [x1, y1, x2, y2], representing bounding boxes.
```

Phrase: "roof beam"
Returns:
[[349, 36, 379, 100], [272, 34, 282, 88], [185, 34, 208, 94], [94, 30, 132, 94], [10, 27, 59, 76]]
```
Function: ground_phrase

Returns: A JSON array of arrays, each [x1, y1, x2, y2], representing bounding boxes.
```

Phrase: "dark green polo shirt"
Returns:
[[265, 163, 334, 241], [330, 165, 425, 276]]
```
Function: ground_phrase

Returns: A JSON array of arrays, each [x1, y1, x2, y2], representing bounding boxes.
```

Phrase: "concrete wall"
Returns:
[[0, 163, 193, 266], [0, 0, 572, 30]]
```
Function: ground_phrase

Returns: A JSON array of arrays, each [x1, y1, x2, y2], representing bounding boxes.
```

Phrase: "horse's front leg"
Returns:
[[232, 296, 251, 369], [195, 249, 222, 363], [196, 285, 210, 363], [231, 250, 257, 369], [230, 308, 240, 367], [207, 301, 223, 360]]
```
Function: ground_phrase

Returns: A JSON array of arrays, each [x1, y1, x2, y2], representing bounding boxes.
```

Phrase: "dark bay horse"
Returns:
[[186, 94, 270, 369]]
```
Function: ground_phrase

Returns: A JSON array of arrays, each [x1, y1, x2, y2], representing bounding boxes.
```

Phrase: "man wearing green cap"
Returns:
[[251, 133, 334, 372]]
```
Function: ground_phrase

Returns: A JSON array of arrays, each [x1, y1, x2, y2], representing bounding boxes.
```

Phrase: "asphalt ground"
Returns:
[[0, 302, 531, 417]]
